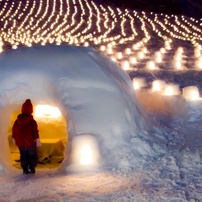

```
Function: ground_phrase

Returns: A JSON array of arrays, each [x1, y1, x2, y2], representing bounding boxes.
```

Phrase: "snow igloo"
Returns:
[[0, 45, 146, 173]]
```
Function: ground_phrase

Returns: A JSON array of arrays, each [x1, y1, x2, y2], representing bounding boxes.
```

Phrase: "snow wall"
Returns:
[[0, 45, 149, 173]]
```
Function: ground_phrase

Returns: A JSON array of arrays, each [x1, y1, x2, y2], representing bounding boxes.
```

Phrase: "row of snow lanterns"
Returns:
[[111, 45, 202, 71], [101, 43, 202, 70], [132, 77, 201, 101]]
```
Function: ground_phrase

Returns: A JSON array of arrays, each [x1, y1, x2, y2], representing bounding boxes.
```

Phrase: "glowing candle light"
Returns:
[[146, 61, 157, 70], [121, 60, 130, 70], [84, 42, 89, 47], [154, 52, 162, 63], [12, 44, 17, 49], [132, 44, 138, 50], [174, 61, 183, 70], [163, 84, 180, 96], [106, 48, 113, 55], [152, 80, 165, 92], [182, 86, 200, 100], [79, 144, 93, 165], [137, 51, 144, 60], [125, 48, 131, 55], [160, 48, 166, 54], [111, 56, 117, 62], [195, 58, 202, 69], [174, 53, 182, 61], [107, 43, 113, 48], [142, 47, 147, 54], [194, 50, 201, 58], [177, 47, 183, 53], [132, 77, 146, 90], [116, 52, 123, 59], [100, 45, 105, 51], [129, 56, 137, 65]]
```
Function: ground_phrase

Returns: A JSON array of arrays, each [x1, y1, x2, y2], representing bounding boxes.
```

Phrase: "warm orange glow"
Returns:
[[34, 104, 61, 119]]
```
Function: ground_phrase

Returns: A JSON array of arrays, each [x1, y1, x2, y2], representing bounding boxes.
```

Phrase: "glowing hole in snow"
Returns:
[[71, 134, 100, 170], [121, 60, 130, 70], [152, 80, 165, 92], [164, 86, 173, 96], [182, 86, 200, 100], [163, 84, 180, 96], [79, 144, 93, 165], [146, 61, 157, 70], [132, 78, 146, 90]]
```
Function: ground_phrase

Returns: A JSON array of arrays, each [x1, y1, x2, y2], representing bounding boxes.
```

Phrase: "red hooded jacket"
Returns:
[[12, 99, 39, 147]]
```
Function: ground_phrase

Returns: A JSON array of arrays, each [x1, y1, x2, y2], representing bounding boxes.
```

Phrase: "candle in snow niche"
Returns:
[[107, 48, 114, 55], [100, 45, 106, 51], [152, 80, 166, 92], [121, 60, 130, 70], [110, 56, 117, 62], [182, 86, 200, 100], [173, 60, 184, 70], [129, 56, 137, 65], [163, 83, 180, 96], [137, 51, 144, 60], [146, 61, 158, 70], [132, 78, 146, 90], [125, 48, 131, 55], [194, 46, 201, 58], [195, 56, 202, 69], [154, 51, 162, 63], [116, 52, 123, 59]]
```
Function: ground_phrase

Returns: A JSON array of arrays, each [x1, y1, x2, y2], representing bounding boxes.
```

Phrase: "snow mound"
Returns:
[[0, 45, 154, 173]]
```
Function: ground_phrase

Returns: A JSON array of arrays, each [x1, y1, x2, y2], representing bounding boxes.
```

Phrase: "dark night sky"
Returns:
[[96, 0, 202, 18]]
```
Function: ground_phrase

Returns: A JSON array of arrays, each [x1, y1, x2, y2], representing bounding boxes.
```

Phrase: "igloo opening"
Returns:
[[8, 103, 68, 170]]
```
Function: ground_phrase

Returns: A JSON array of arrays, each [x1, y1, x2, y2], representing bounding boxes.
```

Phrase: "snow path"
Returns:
[[0, 169, 202, 201]]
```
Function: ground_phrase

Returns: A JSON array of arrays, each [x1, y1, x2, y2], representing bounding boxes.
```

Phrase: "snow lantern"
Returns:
[[132, 77, 147, 90], [182, 86, 200, 100], [163, 83, 180, 96], [152, 80, 166, 92]]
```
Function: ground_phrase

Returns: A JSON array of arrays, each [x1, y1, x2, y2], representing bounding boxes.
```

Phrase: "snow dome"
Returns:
[[0, 45, 147, 173]]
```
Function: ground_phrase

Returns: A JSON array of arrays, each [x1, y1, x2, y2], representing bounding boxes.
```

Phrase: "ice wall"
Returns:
[[0, 45, 147, 173]]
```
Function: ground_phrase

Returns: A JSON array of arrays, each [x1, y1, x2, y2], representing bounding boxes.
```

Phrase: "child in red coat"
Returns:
[[12, 99, 41, 174]]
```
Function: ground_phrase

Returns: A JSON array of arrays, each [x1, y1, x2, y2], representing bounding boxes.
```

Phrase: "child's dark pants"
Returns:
[[19, 146, 38, 172]]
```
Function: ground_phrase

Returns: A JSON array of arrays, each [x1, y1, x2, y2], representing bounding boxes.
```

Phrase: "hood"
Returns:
[[21, 99, 33, 114]]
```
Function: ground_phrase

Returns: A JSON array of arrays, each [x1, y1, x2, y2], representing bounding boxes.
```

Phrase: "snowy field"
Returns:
[[0, 0, 202, 201]]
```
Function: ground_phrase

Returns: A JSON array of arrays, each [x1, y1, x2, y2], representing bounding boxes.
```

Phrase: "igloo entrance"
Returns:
[[8, 103, 68, 170]]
